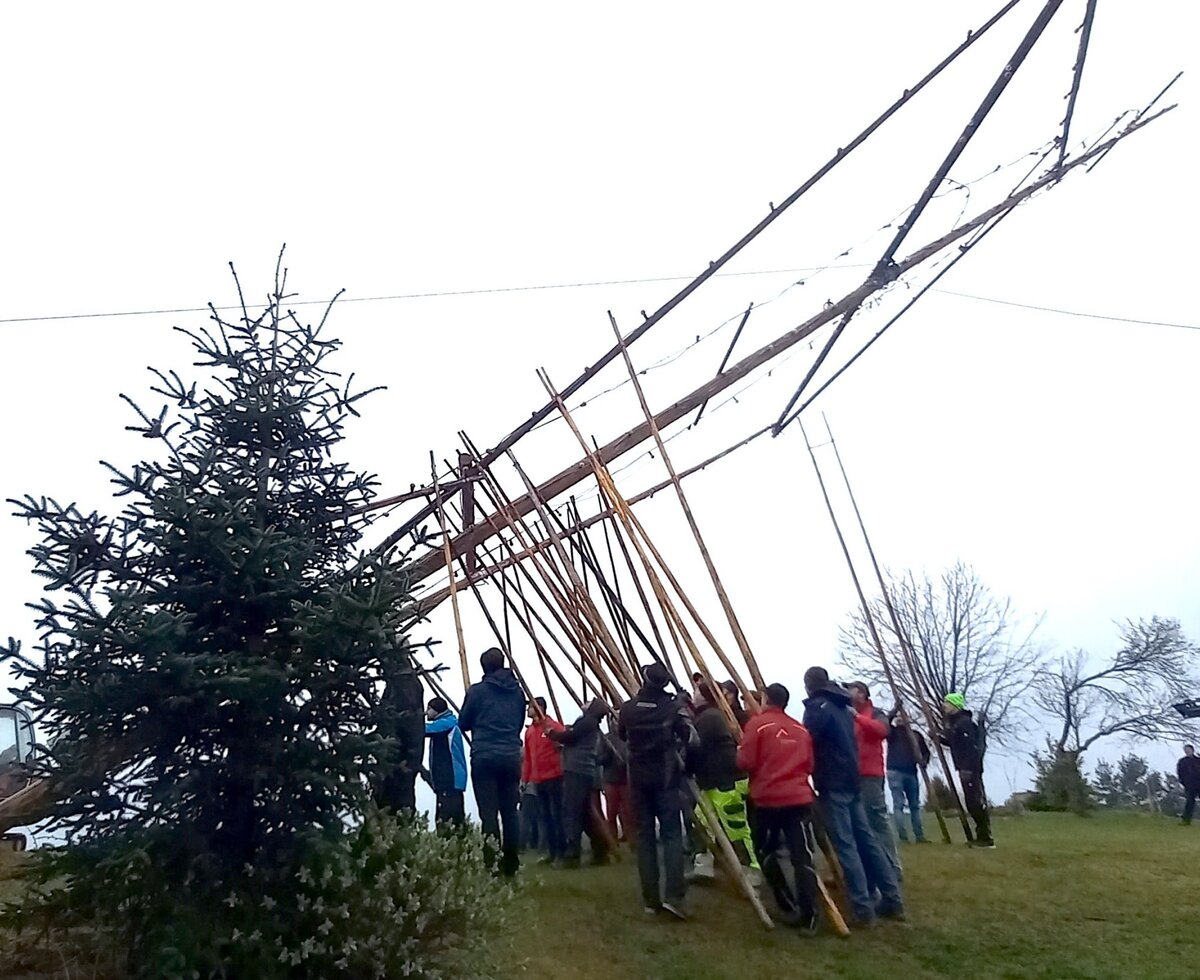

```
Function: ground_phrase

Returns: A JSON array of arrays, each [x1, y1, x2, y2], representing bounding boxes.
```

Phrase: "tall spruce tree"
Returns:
[[1, 256, 427, 971]]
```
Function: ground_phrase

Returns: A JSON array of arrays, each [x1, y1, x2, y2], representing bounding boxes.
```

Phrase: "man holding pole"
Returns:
[[522, 697, 565, 862], [458, 648, 526, 876], [941, 693, 994, 848], [619, 662, 698, 920], [848, 681, 901, 879], [886, 710, 931, 844], [803, 666, 904, 927]]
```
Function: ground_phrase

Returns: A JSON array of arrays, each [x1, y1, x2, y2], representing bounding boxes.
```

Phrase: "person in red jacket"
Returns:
[[736, 683, 822, 933], [522, 698, 566, 863], [848, 682, 901, 881]]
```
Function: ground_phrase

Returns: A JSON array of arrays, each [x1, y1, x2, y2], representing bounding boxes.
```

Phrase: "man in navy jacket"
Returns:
[[803, 666, 904, 926], [459, 648, 526, 876]]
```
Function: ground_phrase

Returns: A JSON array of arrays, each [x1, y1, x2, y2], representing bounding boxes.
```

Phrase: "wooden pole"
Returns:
[[817, 416, 954, 845], [609, 312, 767, 699], [431, 451, 471, 690]]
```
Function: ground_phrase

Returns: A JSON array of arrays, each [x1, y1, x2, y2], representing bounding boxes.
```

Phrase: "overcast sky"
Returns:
[[1, 1, 1196, 799]]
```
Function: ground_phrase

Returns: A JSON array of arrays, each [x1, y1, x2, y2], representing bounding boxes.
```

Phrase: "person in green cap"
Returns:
[[940, 693, 994, 848]]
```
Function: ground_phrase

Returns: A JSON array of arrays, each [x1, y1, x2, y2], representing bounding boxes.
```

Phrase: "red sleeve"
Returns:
[[856, 710, 888, 740], [736, 719, 760, 774]]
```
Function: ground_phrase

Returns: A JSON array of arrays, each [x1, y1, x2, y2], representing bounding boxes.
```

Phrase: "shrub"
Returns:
[[3, 812, 513, 980]]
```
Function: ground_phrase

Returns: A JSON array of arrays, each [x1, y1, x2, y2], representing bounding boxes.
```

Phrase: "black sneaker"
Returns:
[[970, 839, 996, 849]]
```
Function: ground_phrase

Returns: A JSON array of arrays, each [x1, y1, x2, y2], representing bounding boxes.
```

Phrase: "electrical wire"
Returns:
[[932, 290, 1200, 332]]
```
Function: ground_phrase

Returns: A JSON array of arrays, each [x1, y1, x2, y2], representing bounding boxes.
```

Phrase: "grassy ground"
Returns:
[[493, 812, 1199, 980]]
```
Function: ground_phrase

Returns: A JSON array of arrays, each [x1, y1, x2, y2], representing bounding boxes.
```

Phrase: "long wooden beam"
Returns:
[[400, 109, 1170, 590]]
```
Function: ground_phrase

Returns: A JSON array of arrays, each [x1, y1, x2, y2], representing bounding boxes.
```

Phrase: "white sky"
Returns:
[[1, 1, 1197, 799]]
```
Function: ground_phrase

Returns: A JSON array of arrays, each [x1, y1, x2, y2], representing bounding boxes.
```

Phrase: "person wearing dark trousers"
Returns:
[[941, 693, 994, 848], [375, 659, 426, 814], [549, 699, 610, 867], [886, 711, 930, 844], [803, 666, 905, 927], [424, 697, 468, 827], [737, 683, 822, 933], [619, 662, 699, 920], [1178, 744, 1200, 825], [519, 782, 540, 851], [848, 682, 901, 880], [458, 648, 526, 877], [522, 698, 566, 862]]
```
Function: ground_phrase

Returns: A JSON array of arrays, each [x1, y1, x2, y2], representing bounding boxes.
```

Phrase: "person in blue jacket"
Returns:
[[802, 666, 904, 927], [425, 697, 468, 827], [458, 647, 526, 876]]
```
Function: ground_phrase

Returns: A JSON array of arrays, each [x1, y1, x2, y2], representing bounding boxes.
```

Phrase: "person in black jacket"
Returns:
[[458, 648, 526, 876], [802, 666, 904, 926], [549, 699, 610, 867], [692, 682, 758, 873], [940, 693, 993, 848], [375, 655, 426, 814], [619, 662, 698, 919], [886, 710, 930, 844], [1177, 744, 1200, 825]]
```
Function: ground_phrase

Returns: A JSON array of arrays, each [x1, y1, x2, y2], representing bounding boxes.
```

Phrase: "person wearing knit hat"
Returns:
[[941, 693, 994, 848]]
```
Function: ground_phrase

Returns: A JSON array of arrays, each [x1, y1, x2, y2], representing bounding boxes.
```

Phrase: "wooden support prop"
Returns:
[[801, 419, 957, 849], [507, 449, 640, 696], [818, 416, 954, 845], [538, 368, 741, 737], [431, 451, 470, 689], [609, 312, 767, 700], [465, 450, 627, 705], [687, 779, 777, 931]]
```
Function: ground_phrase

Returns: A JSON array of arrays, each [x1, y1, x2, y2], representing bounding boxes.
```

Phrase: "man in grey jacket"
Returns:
[[549, 699, 611, 867]]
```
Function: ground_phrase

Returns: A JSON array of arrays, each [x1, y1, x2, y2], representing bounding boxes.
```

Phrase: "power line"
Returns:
[[933, 288, 1200, 332], [0, 265, 873, 326]]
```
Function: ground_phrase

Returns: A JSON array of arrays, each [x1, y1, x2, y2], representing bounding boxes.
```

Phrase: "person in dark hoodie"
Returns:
[[549, 698, 611, 867], [940, 693, 994, 848], [425, 697, 468, 827], [802, 666, 904, 927], [619, 662, 698, 920], [692, 681, 759, 874], [458, 648, 526, 876], [1178, 744, 1200, 825], [886, 709, 931, 844], [375, 655, 427, 814]]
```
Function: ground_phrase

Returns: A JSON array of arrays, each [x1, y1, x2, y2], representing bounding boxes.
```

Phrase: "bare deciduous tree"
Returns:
[[1035, 616, 1199, 756], [838, 561, 1044, 745]]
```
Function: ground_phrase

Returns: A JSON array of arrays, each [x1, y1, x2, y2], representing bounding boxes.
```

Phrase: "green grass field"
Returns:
[[493, 812, 1199, 980], [3, 813, 1196, 979]]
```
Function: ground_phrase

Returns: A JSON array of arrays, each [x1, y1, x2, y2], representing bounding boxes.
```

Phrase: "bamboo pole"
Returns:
[[536, 376, 800, 934], [507, 448, 640, 696], [816, 416, 954, 845], [609, 312, 768, 699], [466, 452, 628, 704], [431, 452, 470, 690]]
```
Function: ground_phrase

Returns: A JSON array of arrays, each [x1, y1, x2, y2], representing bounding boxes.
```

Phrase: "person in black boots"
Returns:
[[619, 662, 698, 920], [1178, 744, 1200, 825], [941, 693, 994, 848], [424, 697, 467, 827], [549, 699, 610, 867], [458, 648, 526, 876]]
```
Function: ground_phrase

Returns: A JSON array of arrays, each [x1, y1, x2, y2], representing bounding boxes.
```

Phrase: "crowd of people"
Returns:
[[419, 646, 1000, 933]]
